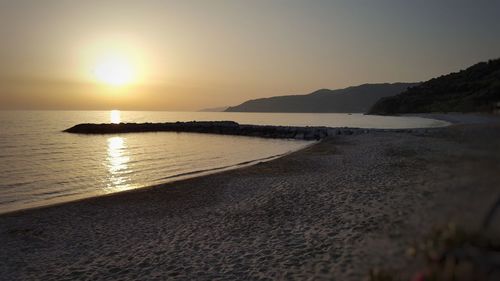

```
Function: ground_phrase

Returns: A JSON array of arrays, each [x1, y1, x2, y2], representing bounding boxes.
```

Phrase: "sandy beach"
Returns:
[[1, 120, 500, 280]]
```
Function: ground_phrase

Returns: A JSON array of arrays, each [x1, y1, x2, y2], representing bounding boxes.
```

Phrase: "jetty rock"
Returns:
[[64, 121, 440, 140]]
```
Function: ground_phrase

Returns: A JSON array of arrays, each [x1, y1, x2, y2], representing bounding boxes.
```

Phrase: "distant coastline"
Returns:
[[225, 83, 418, 113]]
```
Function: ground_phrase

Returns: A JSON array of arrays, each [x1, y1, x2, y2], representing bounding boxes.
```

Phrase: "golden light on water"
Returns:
[[110, 110, 121, 124], [106, 136, 131, 191]]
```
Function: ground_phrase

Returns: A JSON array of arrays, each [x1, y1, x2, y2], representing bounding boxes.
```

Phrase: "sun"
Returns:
[[93, 55, 134, 86]]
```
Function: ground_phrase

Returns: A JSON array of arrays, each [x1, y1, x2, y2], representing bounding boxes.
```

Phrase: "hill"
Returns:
[[368, 59, 500, 115], [225, 83, 419, 113]]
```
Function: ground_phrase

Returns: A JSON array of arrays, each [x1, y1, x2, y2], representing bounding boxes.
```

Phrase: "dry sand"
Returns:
[[1, 122, 499, 280]]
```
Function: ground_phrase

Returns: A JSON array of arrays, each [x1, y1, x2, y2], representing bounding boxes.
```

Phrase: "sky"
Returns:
[[1, 0, 499, 111]]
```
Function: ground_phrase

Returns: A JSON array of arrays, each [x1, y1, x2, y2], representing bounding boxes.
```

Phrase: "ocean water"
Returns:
[[0, 111, 448, 213]]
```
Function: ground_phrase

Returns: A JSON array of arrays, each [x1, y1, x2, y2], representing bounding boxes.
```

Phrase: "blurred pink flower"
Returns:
[[411, 271, 426, 281]]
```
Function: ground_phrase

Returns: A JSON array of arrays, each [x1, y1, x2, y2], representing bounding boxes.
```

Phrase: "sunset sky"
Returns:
[[1, 0, 499, 111]]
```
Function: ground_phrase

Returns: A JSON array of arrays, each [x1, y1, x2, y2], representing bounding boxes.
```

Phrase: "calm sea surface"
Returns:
[[0, 111, 448, 213]]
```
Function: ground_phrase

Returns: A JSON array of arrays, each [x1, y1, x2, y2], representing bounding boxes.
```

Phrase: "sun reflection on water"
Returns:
[[110, 110, 121, 124], [106, 136, 133, 192]]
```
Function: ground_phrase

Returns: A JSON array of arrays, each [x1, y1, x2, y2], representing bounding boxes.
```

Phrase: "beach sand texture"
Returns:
[[1, 123, 499, 280]]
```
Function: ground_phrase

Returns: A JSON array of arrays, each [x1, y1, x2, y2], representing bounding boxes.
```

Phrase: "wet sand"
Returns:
[[1, 122, 499, 280]]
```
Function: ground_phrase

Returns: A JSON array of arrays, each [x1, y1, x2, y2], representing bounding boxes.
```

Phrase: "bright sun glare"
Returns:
[[110, 110, 121, 124], [93, 56, 134, 86]]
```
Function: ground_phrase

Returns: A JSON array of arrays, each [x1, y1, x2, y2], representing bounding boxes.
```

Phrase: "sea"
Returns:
[[0, 111, 449, 213]]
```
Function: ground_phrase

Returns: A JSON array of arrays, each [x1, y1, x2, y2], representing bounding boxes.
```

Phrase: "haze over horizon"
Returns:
[[1, 0, 499, 111]]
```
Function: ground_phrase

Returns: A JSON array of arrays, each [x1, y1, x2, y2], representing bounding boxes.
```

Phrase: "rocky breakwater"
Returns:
[[64, 121, 441, 140]]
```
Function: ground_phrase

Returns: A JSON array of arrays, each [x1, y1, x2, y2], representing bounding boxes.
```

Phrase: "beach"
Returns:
[[1, 121, 499, 280]]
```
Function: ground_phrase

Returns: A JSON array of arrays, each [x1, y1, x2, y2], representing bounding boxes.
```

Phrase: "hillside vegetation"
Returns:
[[369, 59, 500, 115]]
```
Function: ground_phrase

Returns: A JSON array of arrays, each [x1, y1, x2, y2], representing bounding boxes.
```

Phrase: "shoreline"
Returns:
[[404, 112, 500, 125], [1, 121, 499, 280], [0, 140, 318, 216], [2, 115, 451, 216]]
